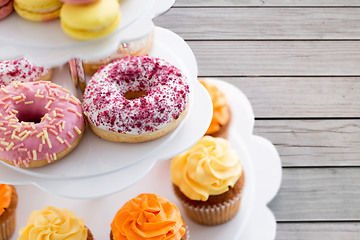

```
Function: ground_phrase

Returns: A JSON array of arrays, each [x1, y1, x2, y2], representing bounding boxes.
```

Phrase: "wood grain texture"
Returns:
[[216, 77, 360, 118], [268, 168, 360, 221], [277, 223, 360, 239], [174, 0, 360, 7], [155, 8, 360, 40], [187, 41, 360, 76], [254, 120, 360, 166]]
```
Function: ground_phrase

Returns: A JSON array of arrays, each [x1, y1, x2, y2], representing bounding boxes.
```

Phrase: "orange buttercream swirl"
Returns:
[[0, 184, 11, 216], [18, 206, 88, 240], [200, 80, 230, 134], [111, 194, 186, 240]]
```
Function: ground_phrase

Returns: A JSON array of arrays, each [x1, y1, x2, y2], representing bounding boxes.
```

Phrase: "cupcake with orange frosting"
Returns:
[[171, 136, 244, 225], [110, 193, 187, 240], [199, 79, 231, 138], [0, 184, 17, 240], [18, 206, 93, 240]]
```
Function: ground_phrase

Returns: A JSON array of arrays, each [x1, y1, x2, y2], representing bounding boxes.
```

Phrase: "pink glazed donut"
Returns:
[[0, 81, 84, 168], [83, 55, 190, 143]]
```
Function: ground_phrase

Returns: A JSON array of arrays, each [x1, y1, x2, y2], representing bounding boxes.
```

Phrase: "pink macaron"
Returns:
[[0, 0, 13, 20], [60, 0, 98, 4]]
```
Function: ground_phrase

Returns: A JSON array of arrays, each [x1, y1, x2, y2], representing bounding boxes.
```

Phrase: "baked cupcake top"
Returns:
[[199, 80, 230, 135], [0, 58, 51, 86], [0, 184, 11, 216], [111, 193, 186, 240], [171, 136, 243, 201], [18, 206, 88, 240]]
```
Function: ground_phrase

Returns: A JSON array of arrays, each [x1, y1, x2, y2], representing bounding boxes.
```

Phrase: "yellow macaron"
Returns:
[[60, 0, 121, 41], [14, 0, 63, 21]]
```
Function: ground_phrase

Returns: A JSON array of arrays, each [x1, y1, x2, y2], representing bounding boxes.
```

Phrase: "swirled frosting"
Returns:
[[199, 80, 230, 134], [0, 184, 11, 216], [171, 136, 242, 201], [111, 193, 186, 240], [18, 206, 88, 240]]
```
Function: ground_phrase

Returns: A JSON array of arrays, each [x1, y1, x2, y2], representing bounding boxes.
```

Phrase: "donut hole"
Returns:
[[17, 109, 46, 124], [124, 90, 148, 100]]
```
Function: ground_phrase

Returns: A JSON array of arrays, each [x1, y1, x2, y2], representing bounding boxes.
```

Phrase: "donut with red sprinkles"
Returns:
[[83, 55, 190, 143]]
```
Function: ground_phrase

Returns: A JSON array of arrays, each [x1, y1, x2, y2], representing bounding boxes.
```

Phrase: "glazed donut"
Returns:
[[0, 58, 53, 86], [0, 81, 84, 168], [83, 55, 190, 143], [83, 31, 154, 74]]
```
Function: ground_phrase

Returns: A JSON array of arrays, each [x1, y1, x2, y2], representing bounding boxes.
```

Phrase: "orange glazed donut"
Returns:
[[83, 55, 190, 143], [0, 81, 85, 168]]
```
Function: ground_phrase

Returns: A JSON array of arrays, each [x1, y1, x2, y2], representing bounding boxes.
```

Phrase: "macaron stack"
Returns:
[[9, 0, 121, 41], [0, 0, 13, 20], [60, 0, 121, 40]]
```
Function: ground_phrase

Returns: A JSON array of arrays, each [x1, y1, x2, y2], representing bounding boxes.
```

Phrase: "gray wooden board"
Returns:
[[276, 223, 360, 239], [211, 77, 360, 118], [268, 168, 360, 221], [254, 120, 360, 166], [154, 8, 360, 40], [186, 41, 360, 76], [174, 0, 360, 7]]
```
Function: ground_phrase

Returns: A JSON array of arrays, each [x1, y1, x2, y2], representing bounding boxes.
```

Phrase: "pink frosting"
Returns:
[[83, 55, 189, 135], [0, 81, 84, 167], [0, 58, 51, 86]]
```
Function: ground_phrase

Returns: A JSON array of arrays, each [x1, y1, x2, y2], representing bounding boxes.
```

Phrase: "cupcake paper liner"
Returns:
[[0, 209, 16, 240], [179, 192, 242, 226]]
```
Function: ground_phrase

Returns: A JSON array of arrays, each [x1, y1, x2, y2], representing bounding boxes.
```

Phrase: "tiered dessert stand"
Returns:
[[0, 0, 282, 239]]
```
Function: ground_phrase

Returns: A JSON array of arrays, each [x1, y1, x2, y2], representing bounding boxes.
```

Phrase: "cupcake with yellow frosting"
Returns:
[[110, 193, 188, 240], [0, 184, 17, 240], [171, 136, 244, 225], [18, 206, 93, 240], [199, 80, 231, 139]]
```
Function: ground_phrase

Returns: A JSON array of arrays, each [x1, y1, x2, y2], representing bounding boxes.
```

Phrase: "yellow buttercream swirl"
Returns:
[[18, 206, 87, 240], [171, 136, 242, 201], [199, 80, 230, 134], [0, 184, 12, 216], [111, 193, 186, 240]]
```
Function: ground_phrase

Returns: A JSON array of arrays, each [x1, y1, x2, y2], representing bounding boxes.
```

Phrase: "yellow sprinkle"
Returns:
[[0, 88, 8, 93], [6, 142, 14, 151], [5, 115, 15, 120], [76, 112, 82, 118], [31, 123, 35, 130], [42, 135, 45, 144], [45, 115, 52, 121], [21, 132, 30, 141], [53, 110, 57, 117], [56, 136, 64, 144], [35, 94, 44, 98], [47, 138, 52, 148], [12, 96, 22, 101], [63, 89, 70, 93], [11, 109, 18, 114], [37, 132, 44, 138], [0, 113, 2, 117], [25, 101, 34, 105], [45, 100, 52, 109], [8, 125, 17, 128], [12, 135, 20, 140], [53, 153, 57, 160], [0, 127, 6, 131], [62, 121, 65, 130], [19, 130, 27, 137], [32, 150, 37, 160], [1, 141, 9, 146], [74, 126, 81, 135], [43, 129, 48, 139], [65, 93, 69, 100]]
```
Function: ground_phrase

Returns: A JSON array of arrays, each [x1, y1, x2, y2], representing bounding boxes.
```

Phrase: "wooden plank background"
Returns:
[[155, 0, 360, 238]]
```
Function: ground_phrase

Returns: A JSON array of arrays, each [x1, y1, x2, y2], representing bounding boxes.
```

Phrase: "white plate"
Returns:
[[8, 80, 282, 240], [0, 0, 174, 67], [0, 27, 212, 182]]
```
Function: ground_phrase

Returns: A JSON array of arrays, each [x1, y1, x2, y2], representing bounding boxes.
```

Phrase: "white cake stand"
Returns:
[[9, 79, 282, 240], [0, 0, 174, 67]]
